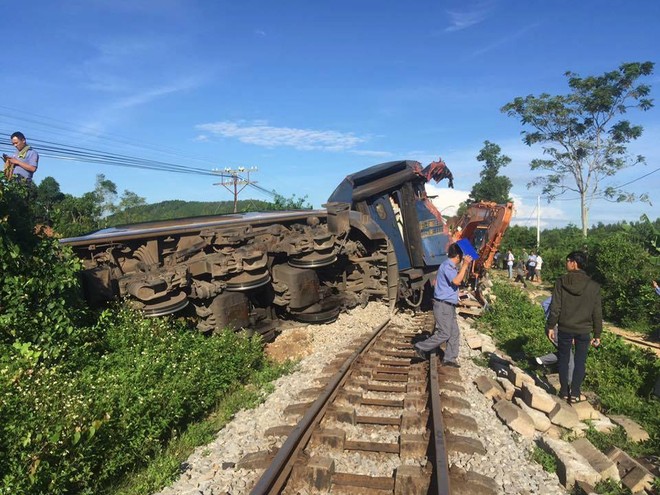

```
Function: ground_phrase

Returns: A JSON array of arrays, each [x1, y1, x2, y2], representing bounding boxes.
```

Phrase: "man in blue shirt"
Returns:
[[3, 131, 39, 182], [414, 242, 472, 367]]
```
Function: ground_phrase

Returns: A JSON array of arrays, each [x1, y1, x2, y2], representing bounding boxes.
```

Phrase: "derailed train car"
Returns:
[[61, 158, 492, 338]]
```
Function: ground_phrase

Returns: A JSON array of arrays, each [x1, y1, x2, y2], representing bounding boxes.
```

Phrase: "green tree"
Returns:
[[502, 62, 654, 237], [94, 174, 118, 217], [467, 140, 513, 205], [113, 190, 147, 224], [270, 193, 312, 210], [53, 192, 104, 237], [35, 176, 65, 225]]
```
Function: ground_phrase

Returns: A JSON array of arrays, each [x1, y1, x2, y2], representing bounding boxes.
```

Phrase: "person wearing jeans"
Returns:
[[546, 251, 602, 403]]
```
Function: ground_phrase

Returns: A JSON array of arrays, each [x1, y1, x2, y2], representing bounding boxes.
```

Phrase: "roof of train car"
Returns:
[[60, 209, 327, 246]]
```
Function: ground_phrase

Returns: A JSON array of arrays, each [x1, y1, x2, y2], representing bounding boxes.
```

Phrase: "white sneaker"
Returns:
[[535, 357, 543, 365]]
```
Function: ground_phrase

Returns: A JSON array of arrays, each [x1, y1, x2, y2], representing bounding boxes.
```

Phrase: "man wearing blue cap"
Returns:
[[414, 242, 472, 367]]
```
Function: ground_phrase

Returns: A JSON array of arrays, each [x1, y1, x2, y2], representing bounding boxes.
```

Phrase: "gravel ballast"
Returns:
[[154, 303, 567, 495]]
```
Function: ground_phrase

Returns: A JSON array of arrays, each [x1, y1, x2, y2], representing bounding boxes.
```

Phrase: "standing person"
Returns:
[[546, 251, 602, 404], [513, 260, 527, 288], [414, 243, 472, 367], [3, 131, 39, 183], [526, 251, 537, 281], [506, 249, 514, 278], [534, 252, 543, 283], [653, 280, 660, 296]]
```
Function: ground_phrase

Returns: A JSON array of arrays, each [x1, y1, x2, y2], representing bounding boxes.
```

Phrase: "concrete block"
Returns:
[[521, 382, 557, 413], [539, 437, 601, 488], [493, 400, 535, 437], [513, 397, 551, 432], [606, 446, 654, 493], [508, 365, 536, 388], [496, 377, 517, 401], [609, 415, 650, 442], [571, 400, 599, 421], [571, 438, 620, 481], [548, 401, 580, 429], [474, 375, 505, 401]]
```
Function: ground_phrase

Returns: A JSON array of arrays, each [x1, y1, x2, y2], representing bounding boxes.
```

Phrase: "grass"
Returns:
[[531, 445, 557, 473], [105, 359, 298, 495]]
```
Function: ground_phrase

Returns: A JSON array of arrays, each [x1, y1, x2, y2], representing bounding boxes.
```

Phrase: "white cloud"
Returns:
[[113, 78, 199, 109], [445, 2, 493, 32], [471, 23, 539, 57], [426, 185, 470, 217], [196, 121, 367, 151], [509, 193, 568, 228]]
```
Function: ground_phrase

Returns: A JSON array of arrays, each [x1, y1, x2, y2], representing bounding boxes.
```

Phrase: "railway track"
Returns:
[[235, 311, 497, 494]]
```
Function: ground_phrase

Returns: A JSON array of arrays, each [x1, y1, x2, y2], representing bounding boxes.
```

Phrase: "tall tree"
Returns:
[[467, 140, 513, 205], [502, 61, 654, 236], [456, 141, 513, 218], [115, 190, 147, 224], [35, 176, 65, 225], [94, 174, 118, 217]]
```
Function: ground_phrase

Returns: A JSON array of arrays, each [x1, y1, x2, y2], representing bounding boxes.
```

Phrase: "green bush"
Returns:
[[591, 231, 660, 330], [1, 179, 270, 494], [480, 282, 553, 361], [1, 307, 265, 495]]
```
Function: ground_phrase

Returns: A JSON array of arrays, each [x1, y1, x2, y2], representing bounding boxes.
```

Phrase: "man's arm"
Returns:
[[546, 280, 562, 333], [451, 255, 472, 286], [7, 150, 38, 173]]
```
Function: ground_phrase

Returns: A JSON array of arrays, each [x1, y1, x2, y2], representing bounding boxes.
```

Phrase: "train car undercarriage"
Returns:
[[63, 207, 397, 340]]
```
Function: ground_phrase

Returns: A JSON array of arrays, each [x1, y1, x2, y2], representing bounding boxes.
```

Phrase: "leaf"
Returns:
[[73, 430, 81, 445]]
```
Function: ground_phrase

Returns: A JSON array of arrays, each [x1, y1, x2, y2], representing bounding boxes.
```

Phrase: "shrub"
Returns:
[[591, 231, 660, 330], [0, 307, 265, 495]]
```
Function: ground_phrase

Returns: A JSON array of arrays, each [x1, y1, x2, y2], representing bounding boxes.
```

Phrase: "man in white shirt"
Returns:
[[535, 253, 543, 282]]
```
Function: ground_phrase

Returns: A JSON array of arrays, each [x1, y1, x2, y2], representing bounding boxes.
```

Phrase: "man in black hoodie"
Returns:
[[546, 251, 602, 403]]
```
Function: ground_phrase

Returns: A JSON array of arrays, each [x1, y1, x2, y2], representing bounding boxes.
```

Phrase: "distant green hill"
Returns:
[[106, 199, 277, 225]]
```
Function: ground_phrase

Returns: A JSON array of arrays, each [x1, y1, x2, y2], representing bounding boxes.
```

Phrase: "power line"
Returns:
[[612, 166, 660, 188], [0, 113, 285, 202]]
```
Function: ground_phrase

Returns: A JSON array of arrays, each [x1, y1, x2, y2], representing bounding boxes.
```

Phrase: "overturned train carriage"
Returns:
[[61, 159, 456, 338]]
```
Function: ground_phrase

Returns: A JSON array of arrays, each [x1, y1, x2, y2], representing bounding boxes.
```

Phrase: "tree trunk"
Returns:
[[580, 192, 588, 237]]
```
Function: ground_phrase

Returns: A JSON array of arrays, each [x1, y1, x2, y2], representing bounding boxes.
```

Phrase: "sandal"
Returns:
[[570, 394, 587, 404], [559, 394, 569, 401]]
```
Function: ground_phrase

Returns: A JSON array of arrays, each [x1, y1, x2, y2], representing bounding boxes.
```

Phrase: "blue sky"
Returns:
[[1, 0, 658, 229]]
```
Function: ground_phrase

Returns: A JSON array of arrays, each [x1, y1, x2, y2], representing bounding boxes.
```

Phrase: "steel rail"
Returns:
[[250, 315, 393, 495], [429, 353, 451, 495]]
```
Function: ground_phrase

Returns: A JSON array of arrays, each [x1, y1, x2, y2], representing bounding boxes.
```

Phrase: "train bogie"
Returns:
[[62, 207, 395, 339]]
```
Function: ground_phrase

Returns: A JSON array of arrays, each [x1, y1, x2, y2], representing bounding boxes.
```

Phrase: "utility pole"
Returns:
[[213, 166, 258, 213], [536, 195, 540, 249]]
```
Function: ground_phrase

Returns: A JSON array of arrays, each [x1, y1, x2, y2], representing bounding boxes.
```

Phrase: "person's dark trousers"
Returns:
[[557, 331, 590, 398], [526, 266, 536, 280]]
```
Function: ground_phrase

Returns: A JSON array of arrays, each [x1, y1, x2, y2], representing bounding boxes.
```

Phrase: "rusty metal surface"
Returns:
[[60, 210, 327, 245], [429, 352, 452, 495]]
